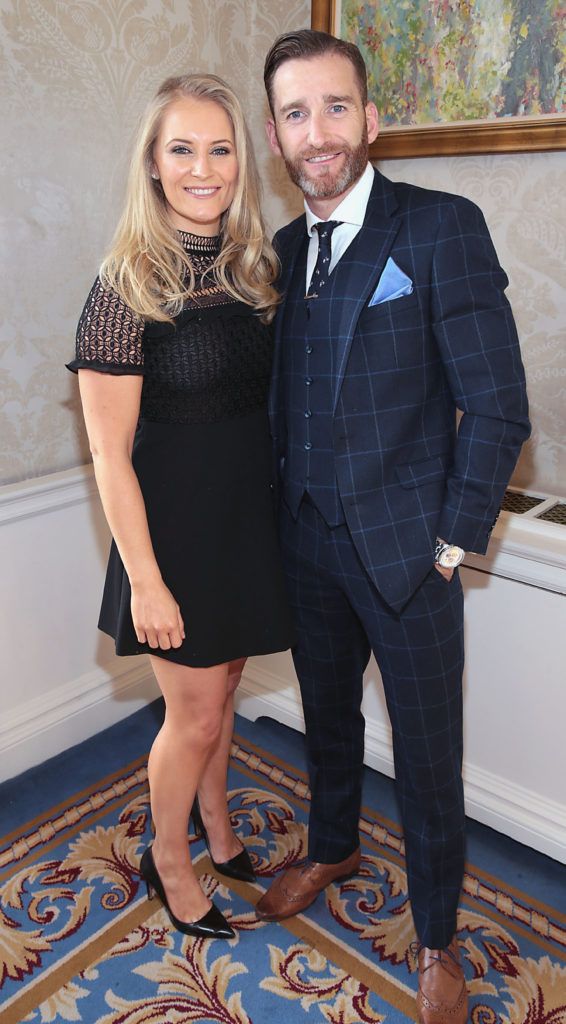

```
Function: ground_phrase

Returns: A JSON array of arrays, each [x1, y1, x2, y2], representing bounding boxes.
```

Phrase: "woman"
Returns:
[[68, 74, 294, 939]]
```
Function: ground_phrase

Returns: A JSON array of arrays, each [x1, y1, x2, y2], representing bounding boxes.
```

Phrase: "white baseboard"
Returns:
[[236, 664, 566, 864], [2, 655, 564, 863], [234, 659, 306, 734], [0, 661, 159, 783], [3, 468, 563, 863], [462, 762, 566, 864]]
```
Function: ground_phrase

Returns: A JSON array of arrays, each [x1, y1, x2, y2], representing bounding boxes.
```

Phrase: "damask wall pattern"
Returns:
[[0, 0, 564, 497]]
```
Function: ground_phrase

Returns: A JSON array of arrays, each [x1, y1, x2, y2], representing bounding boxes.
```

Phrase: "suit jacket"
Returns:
[[269, 169, 530, 611]]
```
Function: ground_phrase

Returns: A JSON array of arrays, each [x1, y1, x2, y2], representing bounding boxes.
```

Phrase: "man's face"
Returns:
[[266, 53, 378, 206]]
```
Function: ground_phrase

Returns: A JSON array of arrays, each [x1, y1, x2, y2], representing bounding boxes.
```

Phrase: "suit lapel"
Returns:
[[332, 171, 401, 411]]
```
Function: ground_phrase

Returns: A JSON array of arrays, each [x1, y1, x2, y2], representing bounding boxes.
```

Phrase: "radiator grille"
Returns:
[[500, 491, 545, 514], [536, 503, 566, 525]]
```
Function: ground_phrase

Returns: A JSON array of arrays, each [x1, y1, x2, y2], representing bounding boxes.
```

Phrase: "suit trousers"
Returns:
[[280, 496, 466, 947]]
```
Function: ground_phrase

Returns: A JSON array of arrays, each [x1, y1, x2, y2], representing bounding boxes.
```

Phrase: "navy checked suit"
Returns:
[[269, 169, 530, 947]]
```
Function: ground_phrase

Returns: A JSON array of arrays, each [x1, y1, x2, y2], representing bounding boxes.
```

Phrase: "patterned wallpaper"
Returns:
[[0, 0, 564, 498]]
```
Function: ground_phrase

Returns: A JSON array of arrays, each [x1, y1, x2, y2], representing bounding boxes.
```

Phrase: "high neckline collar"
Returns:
[[176, 229, 221, 252]]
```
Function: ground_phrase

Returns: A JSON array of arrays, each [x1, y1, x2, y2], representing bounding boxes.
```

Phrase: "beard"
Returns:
[[280, 123, 369, 200]]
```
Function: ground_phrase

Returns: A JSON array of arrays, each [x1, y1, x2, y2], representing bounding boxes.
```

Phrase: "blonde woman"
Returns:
[[68, 74, 294, 939]]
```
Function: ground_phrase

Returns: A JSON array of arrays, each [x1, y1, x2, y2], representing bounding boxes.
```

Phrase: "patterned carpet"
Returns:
[[0, 704, 565, 1024]]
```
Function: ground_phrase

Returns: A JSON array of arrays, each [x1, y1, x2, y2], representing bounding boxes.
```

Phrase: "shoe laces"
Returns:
[[411, 940, 461, 976]]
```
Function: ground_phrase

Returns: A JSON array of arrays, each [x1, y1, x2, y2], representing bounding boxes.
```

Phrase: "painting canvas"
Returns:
[[338, 0, 564, 127], [316, 0, 566, 155]]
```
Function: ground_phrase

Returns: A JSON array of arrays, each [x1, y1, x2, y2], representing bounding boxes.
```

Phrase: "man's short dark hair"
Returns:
[[264, 29, 368, 114]]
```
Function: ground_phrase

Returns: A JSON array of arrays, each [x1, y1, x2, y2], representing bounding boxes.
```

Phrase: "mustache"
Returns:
[[299, 143, 349, 160]]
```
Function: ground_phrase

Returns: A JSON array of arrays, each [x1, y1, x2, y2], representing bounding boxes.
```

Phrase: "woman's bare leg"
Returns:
[[147, 656, 230, 922], [195, 657, 246, 862]]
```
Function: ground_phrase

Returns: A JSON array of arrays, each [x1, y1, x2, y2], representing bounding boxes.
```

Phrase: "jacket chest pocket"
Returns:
[[357, 294, 425, 370]]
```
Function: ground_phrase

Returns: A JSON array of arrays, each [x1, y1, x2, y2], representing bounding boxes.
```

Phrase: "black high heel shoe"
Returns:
[[139, 846, 235, 939], [190, 798, 256, 883]]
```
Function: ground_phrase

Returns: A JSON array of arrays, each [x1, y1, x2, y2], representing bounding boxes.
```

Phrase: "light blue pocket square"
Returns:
[[369, 257, 413, 306]]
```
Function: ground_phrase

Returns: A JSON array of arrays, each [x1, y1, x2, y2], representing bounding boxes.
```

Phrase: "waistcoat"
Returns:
[[280, 239, 345, 526]]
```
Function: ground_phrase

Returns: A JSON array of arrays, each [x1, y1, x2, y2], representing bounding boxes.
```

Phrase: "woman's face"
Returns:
[[152, 95, 239, 236]]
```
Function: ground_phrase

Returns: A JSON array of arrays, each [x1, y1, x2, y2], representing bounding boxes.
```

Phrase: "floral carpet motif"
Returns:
[[0, 713, 565, 1023]]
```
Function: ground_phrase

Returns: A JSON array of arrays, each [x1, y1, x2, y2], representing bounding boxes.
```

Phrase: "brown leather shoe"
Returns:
[[416, 937, 468, 1024], [255, 847, 361, 921]]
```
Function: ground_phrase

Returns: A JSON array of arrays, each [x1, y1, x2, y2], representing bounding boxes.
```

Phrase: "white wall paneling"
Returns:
[[2, 468, 565, 861], [0, 467, 159, 783], [237, 513, 566, 864]]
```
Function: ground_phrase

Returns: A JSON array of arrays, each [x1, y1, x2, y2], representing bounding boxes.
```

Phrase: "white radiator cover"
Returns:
[[1, 468, 565, 862], [464, 485, 566, 594]]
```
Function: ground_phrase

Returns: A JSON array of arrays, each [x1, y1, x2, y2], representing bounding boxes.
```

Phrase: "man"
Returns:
[[255, 29, 531, 1024]]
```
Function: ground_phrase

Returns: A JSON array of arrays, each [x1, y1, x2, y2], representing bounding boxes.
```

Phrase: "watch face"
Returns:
[[438, 545, 465, 568]]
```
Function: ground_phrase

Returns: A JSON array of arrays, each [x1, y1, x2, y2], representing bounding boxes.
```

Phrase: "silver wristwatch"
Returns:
[[434, 539, 465, 568]]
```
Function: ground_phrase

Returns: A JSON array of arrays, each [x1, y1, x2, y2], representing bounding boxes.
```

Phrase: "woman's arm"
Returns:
[[78, 370, 185, 651]]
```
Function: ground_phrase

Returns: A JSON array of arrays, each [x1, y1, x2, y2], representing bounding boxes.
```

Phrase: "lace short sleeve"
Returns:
[[67, 276, 145, 375]]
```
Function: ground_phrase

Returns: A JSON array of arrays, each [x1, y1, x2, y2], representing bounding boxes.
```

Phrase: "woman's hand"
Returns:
[[131, 579, 185, 650], [78, 372, 184, 651]]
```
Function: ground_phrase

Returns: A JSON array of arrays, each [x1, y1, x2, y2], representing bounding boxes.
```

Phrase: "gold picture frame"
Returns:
[[312, 0, 566, 159]]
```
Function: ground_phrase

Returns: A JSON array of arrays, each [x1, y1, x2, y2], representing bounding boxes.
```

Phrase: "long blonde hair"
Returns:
[[100, 74, 279, 323]]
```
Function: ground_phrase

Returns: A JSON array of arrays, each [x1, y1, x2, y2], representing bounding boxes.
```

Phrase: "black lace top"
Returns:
[[67, 231, 274, 425]]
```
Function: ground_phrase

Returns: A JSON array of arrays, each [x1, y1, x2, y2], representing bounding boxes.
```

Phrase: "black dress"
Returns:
[[68, 230, 294, 667]]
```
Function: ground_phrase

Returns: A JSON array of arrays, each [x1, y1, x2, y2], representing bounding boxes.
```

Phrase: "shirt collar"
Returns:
[[304, 163, 374, 235]]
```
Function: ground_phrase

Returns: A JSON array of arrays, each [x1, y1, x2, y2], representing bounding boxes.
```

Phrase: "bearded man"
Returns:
[[255, 28, 530, 1024]]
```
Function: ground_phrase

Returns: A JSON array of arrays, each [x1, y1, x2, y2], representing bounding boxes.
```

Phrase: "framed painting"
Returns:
[[311, 0, 566, 158]]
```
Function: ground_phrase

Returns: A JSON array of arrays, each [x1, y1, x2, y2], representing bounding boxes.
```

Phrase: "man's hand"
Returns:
[[434, 563, 454, 582]]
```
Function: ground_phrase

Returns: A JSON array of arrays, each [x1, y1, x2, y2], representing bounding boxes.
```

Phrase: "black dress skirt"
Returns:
[[68, 232, 294, 667]]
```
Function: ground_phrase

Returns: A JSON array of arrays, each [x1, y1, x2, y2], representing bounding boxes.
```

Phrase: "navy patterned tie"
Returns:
[[305, 220, 342, 299]]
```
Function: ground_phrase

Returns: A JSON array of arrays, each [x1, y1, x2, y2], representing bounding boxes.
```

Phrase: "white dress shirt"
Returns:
[[304, 162, 375, 292]]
